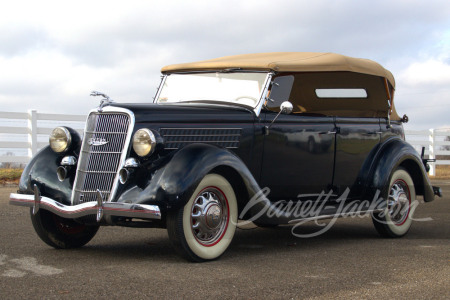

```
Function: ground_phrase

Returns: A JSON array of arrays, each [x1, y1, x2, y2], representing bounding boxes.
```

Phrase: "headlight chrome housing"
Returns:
[[49, 127, 72, 153], [133, 128, 156, 157]]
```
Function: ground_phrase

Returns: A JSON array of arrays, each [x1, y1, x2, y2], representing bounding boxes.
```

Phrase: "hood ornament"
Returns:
[[90, 91, 114, 112]]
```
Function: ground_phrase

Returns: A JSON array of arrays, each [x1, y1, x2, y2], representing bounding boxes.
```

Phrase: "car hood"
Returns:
[[108, 102, 256, 125]]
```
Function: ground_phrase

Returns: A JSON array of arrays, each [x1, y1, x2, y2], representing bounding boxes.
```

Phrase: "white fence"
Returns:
[[405, 129, 450, 175], [1, 110, 449, 175], [0, 110, 85, 165]]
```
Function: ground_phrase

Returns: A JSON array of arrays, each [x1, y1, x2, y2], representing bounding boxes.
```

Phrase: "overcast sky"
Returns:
[[1, 0, 449, 130]]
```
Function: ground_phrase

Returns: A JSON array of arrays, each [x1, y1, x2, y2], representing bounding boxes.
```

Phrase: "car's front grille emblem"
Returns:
[[88, 137, 109, 146]]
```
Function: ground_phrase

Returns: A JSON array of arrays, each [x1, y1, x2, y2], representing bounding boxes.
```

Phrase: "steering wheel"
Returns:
[[234, 96, 258, 105]]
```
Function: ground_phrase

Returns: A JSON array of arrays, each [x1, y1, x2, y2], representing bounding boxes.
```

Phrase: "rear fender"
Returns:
[[364, 137, 434, 202]]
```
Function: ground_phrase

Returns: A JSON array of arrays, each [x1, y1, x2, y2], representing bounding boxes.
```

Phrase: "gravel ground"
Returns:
[[0, 181, 449, 299]]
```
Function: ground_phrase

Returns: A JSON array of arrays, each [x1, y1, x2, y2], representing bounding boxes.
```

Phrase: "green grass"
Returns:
[[433, 165, 450, 179], [0, 165, 447, 185], [0, 168, 23, 184]]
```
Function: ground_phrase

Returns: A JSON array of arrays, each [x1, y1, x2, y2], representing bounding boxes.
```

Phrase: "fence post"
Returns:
[[428, 128, 435, 176], [27, 109, 37, 159]]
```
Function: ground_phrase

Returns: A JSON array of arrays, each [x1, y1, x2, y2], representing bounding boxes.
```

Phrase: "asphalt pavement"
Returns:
[[0, 181, 449, 299]]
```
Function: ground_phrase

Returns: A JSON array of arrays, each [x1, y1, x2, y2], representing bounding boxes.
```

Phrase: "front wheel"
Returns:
[[167, 173, 238, 262], [372, 168, 416, 238], [30, 209, 99, 249]]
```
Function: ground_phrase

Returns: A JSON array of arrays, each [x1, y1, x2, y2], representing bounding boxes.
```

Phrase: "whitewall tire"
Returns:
[[167, 173, 238, 262], [372, 168, 416, 238]]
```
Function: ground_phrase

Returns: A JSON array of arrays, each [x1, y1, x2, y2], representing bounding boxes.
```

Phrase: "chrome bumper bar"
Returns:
[[10, 186, 161, 222]]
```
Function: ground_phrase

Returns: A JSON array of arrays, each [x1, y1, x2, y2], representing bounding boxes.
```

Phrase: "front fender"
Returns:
[[366, 137, 434, 202], [117, 144, 261, 211], [18, 146, 72, 205]]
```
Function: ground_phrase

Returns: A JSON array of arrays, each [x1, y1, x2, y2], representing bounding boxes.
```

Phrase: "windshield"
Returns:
[[156, 72, 269, 108]]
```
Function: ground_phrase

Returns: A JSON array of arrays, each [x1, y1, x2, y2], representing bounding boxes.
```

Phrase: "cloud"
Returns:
[[396, 55, 450, 129], [0, 0, 449, 129], [401, 59, 450, 86]]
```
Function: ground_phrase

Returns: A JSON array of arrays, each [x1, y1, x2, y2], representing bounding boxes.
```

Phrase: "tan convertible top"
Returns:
[[162, 52, 400, 120], [161, 52, 395, 88]]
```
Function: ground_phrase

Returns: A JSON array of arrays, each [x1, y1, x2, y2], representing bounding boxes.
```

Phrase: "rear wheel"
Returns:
[[372, 168, 416, 238], [167, 173, 238, 262], [30, 209, 99, 248]]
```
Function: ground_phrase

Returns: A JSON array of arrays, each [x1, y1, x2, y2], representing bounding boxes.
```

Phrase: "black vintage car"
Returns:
[[10, 52, 441, 261]]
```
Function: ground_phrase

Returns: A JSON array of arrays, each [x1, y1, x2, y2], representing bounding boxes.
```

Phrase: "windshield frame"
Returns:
[[154, 71, 272, 116]]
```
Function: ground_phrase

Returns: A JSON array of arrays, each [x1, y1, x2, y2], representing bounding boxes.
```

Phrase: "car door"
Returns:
[[259, 111, 336, 201], [332, 117, 381, 196]]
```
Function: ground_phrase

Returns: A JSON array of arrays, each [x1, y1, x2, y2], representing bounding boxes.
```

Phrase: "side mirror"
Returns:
[[280, 101, 293, 114], [264, 101, 294, 136]]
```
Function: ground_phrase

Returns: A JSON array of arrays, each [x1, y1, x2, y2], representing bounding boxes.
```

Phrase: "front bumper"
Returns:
[[10, 185, 161, 222]]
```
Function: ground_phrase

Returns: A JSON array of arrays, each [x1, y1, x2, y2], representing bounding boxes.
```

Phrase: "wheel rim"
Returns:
[[190, 187, 229, 246], [387, 179, 411, 226]]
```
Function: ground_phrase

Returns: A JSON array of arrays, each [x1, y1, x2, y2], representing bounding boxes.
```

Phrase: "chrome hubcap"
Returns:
[[191, 188, 228, 245], [387, 180, 410, 225]]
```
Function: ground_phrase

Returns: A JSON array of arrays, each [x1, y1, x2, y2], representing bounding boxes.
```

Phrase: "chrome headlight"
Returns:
[[49, 127, 72, 153], [132, 129, 156, 157]]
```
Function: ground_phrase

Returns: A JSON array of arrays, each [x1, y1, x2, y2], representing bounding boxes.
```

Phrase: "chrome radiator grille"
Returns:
[[72, 111, 133, 204]]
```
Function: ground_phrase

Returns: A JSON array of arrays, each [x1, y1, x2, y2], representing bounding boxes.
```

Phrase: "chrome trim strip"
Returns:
[[164, 140, 239, 143], [165, 147, 239, 150], [162, 70, 269, 75], [162, 134, 241, 137], [71, 106, 135, 205], [10, 193, 161, 220], [153, 75, 167, 103], [254, 72, 273, 117], [160, 127, 242, 131]]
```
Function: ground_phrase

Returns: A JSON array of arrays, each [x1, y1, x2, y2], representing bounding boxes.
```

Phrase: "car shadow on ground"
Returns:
[[41, 216, 439, 263]]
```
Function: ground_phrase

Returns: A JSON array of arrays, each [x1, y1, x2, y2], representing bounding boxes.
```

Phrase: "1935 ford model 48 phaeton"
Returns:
[[10, 53, 442, 261]]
